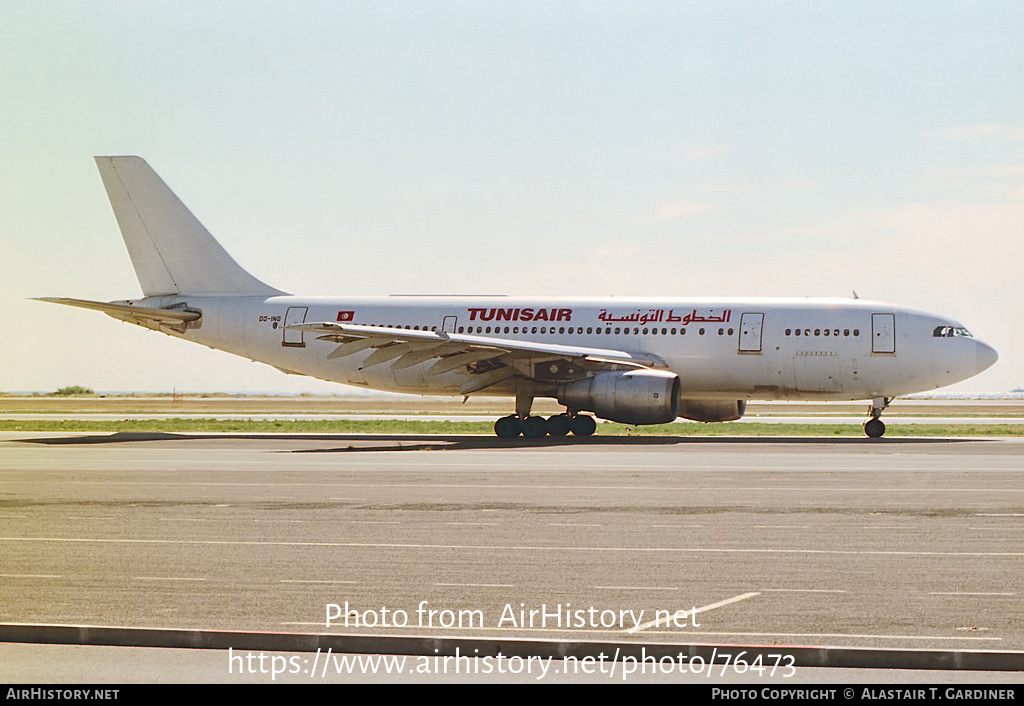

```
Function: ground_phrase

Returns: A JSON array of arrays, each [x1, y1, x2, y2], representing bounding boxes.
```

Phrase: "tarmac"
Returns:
[[2, 427, 1022, 681]]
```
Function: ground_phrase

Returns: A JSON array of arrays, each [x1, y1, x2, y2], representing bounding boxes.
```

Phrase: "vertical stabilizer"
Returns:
[[95, 156, 285, 296]]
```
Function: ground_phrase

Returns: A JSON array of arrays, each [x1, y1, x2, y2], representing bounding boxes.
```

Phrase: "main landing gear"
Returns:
[[864, 396, 891, 438], [494, 413, 597, 439]]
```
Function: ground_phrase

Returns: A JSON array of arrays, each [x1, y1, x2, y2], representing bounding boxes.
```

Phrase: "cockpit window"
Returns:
[[933, 325, 973, 338]]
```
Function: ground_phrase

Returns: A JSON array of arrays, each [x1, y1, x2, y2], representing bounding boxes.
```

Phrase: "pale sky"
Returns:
[[2, 1, 1022, 394]]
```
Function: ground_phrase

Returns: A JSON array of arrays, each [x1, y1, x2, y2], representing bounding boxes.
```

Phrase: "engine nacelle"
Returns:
[[677, 399, 747, 423], [557, 370, 681, 425]]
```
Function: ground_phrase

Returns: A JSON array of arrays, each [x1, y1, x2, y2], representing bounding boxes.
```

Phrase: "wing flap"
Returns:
[[288, 320, 664, 394], [288, 322, 665, 368]]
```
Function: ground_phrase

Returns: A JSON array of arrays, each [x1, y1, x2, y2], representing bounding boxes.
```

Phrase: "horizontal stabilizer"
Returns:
[[33, 297, 201, 329]]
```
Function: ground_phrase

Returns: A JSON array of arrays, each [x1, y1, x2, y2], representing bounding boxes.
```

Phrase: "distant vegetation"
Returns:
[[50, 386, 95, 396]]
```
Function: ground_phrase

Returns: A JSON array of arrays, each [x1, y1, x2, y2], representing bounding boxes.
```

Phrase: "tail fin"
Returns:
[[95, 156, 285, 297]]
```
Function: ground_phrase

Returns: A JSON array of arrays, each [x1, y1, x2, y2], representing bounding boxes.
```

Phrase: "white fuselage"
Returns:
[[135, 294, 997, 403]]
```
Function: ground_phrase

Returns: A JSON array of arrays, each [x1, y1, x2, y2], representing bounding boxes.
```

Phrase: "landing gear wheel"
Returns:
[[494, 415, 522, 438], [521, 416, 548, 439], [864, 418, 886, 438], [546, 414, 571, 437], [569, 415, 597, 437]]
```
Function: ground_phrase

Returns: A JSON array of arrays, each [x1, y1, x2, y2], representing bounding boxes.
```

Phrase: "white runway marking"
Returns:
[[5, 536, 1023, 559], [133, 576, 206, 582], [4, 536, 1024, 557], [929, 592, 1015, 596], [435, 583, 514, 588], [628, 592, 761, 634], [159, 518, 233, 522], [761, 588, 847, 593], [8, 479, 1024, 493], [281, 621, 1003, 641], [595, 586, 678, 591]]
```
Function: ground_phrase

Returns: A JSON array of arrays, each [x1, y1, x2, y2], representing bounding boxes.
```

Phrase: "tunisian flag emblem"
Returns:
[[336, 311, 355, 322]]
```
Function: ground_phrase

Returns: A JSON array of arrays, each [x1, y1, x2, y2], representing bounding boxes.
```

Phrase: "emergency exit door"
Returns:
[[282, 307, 308, 347], [738, 312, 764, 353], [871, 313, 896, 354]]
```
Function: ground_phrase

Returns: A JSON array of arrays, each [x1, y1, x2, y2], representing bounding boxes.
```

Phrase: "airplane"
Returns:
[[37, 156, 998, 439]]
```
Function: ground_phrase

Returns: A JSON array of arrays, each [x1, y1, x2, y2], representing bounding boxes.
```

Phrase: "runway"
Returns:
[[6, 413, 1024, 425], [2, 431, 1023, 656]]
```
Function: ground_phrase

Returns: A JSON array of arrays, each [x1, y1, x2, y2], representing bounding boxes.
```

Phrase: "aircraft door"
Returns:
[[871, 313, 896, 354], [283, 306, 308, 347], [442, 316, 458, 334], [738, 313, 764, 353]]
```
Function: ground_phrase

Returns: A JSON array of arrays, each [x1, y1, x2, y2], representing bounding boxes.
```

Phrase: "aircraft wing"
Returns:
[[288, 321, 666, 394], [33, 297, 200, 332]]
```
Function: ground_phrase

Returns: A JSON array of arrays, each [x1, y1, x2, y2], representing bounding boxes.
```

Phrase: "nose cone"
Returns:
[[976, 340, 998, 374]]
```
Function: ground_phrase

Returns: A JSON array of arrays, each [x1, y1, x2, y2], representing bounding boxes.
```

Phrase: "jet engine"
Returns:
[[677, 399, 746, 423], [557, 370, 681, 425]]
